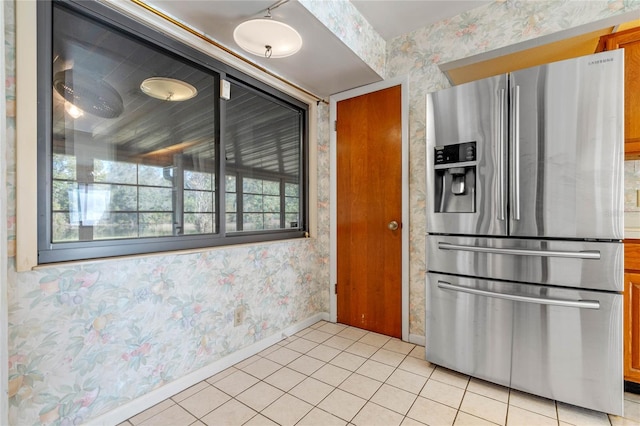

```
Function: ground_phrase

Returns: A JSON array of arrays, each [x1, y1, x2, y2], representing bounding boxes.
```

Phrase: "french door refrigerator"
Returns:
[[425, 49, 624, 415]]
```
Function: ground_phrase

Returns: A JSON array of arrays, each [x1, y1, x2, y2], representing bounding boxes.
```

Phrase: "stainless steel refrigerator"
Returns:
[[425, 49, 624, 415]]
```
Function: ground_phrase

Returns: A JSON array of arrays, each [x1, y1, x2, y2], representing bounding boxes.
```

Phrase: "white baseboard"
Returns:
[[409, 333, 426, 347], [89, 313, 327, 426]]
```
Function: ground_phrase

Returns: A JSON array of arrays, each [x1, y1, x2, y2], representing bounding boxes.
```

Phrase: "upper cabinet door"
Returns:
[[597, 27, 640, 155], [426, 74, 508, 237], [509, 50, 624, 240]]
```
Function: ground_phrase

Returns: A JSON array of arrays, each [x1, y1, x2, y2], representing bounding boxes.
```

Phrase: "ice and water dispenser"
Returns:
[[434, 141, 476, 213]]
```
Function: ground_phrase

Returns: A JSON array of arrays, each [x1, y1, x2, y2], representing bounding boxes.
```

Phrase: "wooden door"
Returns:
[[625, 272, 640, 383], [336, 85, 402, 338]]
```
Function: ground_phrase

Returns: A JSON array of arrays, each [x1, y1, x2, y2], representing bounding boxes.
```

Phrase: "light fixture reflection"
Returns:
[[65, 102, 84, 119], [54, 69, 123, 119], [140, 77, 198, 101]]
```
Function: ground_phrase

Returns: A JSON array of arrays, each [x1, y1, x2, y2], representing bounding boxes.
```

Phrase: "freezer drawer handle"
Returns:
[[437, 281, 600, 309], [438, 242, 600, 260]]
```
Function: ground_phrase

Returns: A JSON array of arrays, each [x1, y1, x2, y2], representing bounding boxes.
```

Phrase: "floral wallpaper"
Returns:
[[385, 0, 640, 337], [299, 0, 386, 78], [624, 161, 640, 232], [625, 160, 640, 212], [8, 242, 327, 424], [4, 2, 330, 424], [5, 0, 640, 424], [4, 0, 15, 257]]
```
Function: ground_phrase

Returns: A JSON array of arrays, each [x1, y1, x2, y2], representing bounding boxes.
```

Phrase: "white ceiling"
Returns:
[[143, 0, 491, 98]]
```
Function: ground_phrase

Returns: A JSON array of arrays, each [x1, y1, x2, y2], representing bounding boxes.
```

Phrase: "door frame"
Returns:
[[329, 75, 410, 341]]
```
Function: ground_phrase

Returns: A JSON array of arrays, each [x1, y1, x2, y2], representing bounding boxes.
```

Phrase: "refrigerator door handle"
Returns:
[[511, 84, 521, 221], [498, 88, 506, 221], [437, 281, 600, 309], [438, 242, 601, 259]]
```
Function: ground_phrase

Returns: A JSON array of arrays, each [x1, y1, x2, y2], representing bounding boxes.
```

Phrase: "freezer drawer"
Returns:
[[511, 287, 623, 416], [426, 272, 623, 415], [426, 273, 513, 387], [427, 235, 623, 292]]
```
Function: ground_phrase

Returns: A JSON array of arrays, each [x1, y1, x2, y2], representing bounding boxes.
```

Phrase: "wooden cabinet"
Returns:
[[625, 272, 640, 383], [597, 27, 640, 157], [624, 240, 640, 384]]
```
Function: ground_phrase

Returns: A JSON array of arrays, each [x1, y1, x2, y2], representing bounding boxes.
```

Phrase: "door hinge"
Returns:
[[334, 120, 337, 131], [334, 283, 337, 294]]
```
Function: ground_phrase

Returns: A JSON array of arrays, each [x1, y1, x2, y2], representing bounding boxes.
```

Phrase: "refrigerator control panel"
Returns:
[[434, 141, 476, 165]]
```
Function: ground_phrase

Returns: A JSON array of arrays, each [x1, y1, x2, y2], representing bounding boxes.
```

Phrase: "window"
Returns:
[[226, 176, 299, 232], [225, 82, 302, 232], [38, 1, 308, 263]]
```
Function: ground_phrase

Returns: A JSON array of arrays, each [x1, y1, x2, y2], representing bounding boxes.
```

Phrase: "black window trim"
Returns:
[[37, 0, 309, 264]]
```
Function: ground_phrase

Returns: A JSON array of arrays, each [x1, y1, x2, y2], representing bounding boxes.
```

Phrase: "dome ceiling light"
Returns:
[[233, 0, 302, 59]]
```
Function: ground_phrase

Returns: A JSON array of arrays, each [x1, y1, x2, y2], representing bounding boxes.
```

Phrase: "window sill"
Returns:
[[30, 232, 313, 271]]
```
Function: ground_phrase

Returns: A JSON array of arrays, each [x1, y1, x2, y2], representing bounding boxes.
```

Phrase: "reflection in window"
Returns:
[[224, 175, 299, 232], [225, 82, 302, 233], [52, 158, 217, 241], [184, 170, 215, 235], [49, 4, 217, 243]]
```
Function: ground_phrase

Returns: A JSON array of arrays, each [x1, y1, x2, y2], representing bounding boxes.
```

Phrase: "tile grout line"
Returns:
[[149, 327, 437, 425], [128, 321, 630, 426], [235, 325, 415, 425], [313, 327, 422, 423]]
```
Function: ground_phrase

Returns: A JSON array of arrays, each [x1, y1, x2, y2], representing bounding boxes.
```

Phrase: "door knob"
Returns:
[[388, 221, 399, 231]]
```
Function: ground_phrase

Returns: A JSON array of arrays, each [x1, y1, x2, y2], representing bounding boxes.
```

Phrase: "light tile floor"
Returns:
[[120, 321, 640, 426]]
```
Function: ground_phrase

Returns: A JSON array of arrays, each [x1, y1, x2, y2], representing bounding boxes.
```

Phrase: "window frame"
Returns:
[[36, 0, 309, 264]]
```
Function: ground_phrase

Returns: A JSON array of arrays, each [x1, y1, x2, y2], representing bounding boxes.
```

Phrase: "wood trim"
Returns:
[[15, 0, 39, 271]]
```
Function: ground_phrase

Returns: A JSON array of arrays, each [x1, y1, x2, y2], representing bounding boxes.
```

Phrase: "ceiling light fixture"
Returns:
[[140, 77, 198, 101], [233, 0, 302, 59]]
